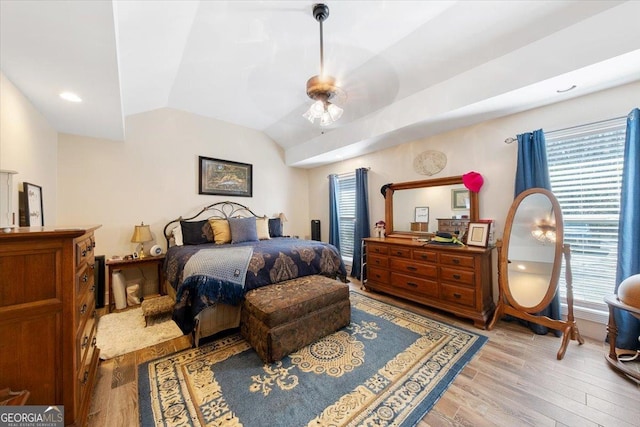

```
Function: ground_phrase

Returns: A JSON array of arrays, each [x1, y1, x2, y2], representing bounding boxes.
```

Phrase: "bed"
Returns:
[[162, 201, 348, 345]]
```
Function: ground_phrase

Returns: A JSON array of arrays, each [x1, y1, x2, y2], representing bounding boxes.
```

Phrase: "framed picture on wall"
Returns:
[[22, 182, 44, 226], [451, 189, 469, 210], [198, 156, 253, 197]]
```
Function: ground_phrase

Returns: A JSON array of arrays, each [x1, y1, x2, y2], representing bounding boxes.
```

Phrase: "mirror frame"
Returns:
[[501, 188, 564, 313], [384, 175, 479, 238], [488, 187, 584, 360]]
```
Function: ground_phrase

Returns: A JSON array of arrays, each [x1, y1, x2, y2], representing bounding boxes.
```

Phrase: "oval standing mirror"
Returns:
[[488, 188, 584, 359]]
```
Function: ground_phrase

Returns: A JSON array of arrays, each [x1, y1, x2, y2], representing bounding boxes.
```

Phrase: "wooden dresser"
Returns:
[[0, 226, 100, 426], [363, 237, 494, 328]]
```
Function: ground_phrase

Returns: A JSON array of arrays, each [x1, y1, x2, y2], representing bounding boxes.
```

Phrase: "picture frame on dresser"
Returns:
[[466, 222, 490, 247], [414, 207, 429, 222], [19, 182, 44, 226]]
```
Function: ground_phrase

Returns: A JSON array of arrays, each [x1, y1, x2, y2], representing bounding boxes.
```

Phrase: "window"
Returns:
[[545, 117, 626, 311], [336, 173, 356, 261]]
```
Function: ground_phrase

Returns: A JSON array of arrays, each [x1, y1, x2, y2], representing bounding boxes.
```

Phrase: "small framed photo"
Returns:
[[451, 189, 469, 210], [414, 206, 429, 222], [466, 222, 490, 247], [21, 182, 44, 226], [132, 251, 139, 260]]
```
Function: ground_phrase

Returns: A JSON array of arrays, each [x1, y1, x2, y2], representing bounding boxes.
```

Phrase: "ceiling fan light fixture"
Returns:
[[303, 3, 345, 127]]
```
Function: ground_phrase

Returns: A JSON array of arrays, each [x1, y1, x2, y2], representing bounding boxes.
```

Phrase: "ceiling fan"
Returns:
[[302, 3, 346, 126]]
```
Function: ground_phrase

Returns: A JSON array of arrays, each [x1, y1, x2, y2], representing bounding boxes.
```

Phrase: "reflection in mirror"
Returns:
[[488, 187, 584, 360], [384, 176, 478, 238], [392, 185, 469, 233], [507, 192, 556, 308]]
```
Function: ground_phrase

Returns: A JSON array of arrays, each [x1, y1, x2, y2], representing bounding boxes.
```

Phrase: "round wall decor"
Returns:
[[413, 150, 447, 176]]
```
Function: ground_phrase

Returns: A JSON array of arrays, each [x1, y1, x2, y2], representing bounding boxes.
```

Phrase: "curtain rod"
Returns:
[[504, 115, 626, 144], [327, 167, 370, 178]]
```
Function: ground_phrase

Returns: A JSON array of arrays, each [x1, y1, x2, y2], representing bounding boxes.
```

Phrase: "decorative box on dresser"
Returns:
[[0, 226, 100, 426], [363, 237, 494, 328]]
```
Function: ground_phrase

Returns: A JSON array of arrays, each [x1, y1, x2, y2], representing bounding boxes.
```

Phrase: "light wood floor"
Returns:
[[87, 281, 640, 427]]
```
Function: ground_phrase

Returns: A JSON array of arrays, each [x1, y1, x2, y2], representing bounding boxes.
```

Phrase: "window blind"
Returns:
[[545, 117, 626, 309], [337, 174, 356, 260]]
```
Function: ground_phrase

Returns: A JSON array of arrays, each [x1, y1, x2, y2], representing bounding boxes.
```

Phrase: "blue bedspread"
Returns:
[[164, 237, 348, 333]]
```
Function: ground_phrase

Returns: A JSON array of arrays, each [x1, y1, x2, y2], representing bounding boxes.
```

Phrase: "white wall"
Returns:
[[0, 72, 58, 225], [57, 108, 309, 258], [307, 81, 640, 340]]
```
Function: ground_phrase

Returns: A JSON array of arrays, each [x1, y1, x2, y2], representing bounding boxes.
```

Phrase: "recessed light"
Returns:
[[59, 92, 82, 103], [556, 85, 576, 93]]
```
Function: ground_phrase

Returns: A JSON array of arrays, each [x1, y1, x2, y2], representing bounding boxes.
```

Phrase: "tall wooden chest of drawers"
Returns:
[[0, 226, 100, 426], [363, 237, 494, 328]]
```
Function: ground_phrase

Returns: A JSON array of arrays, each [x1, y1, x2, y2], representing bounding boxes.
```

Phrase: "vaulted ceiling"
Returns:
[[2, 1, 639, 167]]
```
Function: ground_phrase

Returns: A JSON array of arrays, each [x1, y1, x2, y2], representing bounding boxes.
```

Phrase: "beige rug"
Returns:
[[96, 307, 183, 359]]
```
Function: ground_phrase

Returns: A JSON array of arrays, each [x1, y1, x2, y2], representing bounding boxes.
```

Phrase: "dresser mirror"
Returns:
[[384, 176, 479, 238], [487, 187, 583, 359]]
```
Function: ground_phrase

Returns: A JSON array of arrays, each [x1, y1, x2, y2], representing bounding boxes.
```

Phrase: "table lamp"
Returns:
[[131, 222, 153, 259]]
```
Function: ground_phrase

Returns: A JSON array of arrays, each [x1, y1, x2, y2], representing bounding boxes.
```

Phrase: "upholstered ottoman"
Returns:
[[140, 295, 174, 326], [240, 275, 350, 363]]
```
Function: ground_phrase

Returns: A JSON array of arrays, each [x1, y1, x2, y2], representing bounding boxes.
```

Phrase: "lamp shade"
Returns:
[[131, 223, 152, 243]]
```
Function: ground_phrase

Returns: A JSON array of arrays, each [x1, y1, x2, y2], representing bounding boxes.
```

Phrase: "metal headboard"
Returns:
[[163, 201, 260, 246]]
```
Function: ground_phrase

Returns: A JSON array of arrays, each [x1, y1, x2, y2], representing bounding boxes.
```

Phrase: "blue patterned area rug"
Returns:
[[138, 291, 487, 426]]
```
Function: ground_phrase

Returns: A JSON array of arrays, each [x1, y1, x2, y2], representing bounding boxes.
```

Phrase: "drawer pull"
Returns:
[[80, 304, 87, 315], [453, 274, 461, 280], [82, 274, 88, 283], [395, 251, 403, 256], [90, 263, 95, 271], [81, 370, 89, 385], [92, 337, 97, 347], [374, 260, 380, 264], [406, 282, 418, 287], [420, 255, 428, 259], [92, 310, 97, 319], [87, 245, 93, 252], [90, 285, 95, 293], [453, 293, 462, 299], [375, 274, 381, 279], [82, 336, 89, 348], [452, 259, 460, 264], [406, 266, 417, 271], [81, 249, 87, 257]]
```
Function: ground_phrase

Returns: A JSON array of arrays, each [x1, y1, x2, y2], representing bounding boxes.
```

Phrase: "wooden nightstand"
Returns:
[[105, 255, 165, 313]]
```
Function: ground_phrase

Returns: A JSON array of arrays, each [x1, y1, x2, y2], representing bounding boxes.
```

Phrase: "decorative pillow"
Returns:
[[268, 217, 283, 237], [209, 219, 232, 244], [180, 220, 212, 245], [172, 225, 184, 246], [228, 217, 259, 244], [256, 216, 270, 240]]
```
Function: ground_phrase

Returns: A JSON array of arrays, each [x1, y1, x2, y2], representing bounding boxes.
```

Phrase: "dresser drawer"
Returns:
[[439, 253, 475, 268], [390, 258, 437, 278], [441, 283, 475, 307], [413, 249, 437, 263], [368, 254, 389, 268], [367, 266, 389, 284], [75, 261, 94, 295], [75, 236, 95, 266], [76, 309, 97, 368], [388, 246, 411, 259], [368, 244, 388, 255], [390, 272, 438, 298], [75, 288, 95, 330], [440, 267, 475, 286]]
